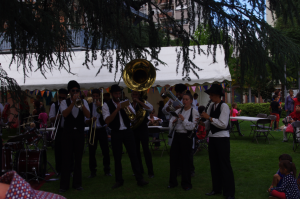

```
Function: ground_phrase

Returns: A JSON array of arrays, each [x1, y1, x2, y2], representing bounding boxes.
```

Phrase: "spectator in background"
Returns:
[[38, 106, 48, 129], [148, 109, 162, 150], [193, 93, 199, 107], [103, 93, 111, 103], [293, 92, 300, 112], [285, 89, 294, 116], [33, 100, 42, 129], [19, 94, 30, 129], [157, 101, 166, 122], [270, 95, 282, 131], [160, 92, 169, 105]]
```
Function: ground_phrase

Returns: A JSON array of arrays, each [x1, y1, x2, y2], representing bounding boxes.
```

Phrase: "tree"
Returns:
[[1, 0, 300, 104]]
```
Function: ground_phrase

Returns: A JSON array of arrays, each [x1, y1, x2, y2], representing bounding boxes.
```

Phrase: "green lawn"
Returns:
[[7, 119, 300, 199]]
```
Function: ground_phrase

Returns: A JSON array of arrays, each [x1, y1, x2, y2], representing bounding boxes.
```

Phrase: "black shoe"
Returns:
[[137, 179, 149, 186], [167, 184, 178, 188], [205, 191, 222, 196], [88, 173, 96, 178], [74, 186, 83, 191], [58, 189, 67, 194], [148, 174, 154, 178], [112, 182, 123, 189], [183, 186, 192, 191], [105, 173, 112, 176], [225, 196, 235, 199]]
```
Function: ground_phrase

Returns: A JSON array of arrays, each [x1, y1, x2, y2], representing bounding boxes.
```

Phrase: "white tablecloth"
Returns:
[[230, 116, 267, 122]]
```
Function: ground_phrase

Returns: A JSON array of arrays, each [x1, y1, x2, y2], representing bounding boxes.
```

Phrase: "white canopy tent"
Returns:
[[0, 46, 231, 91]]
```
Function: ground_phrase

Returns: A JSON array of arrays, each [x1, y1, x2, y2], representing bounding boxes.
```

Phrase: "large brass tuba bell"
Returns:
[[123, 59, 156, 91], [123, 59, 156, 130]]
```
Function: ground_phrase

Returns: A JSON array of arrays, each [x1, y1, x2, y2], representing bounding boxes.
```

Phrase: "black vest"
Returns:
[[209, 101, 230, 134], [88, 103, 106, 127], [107, 100, 131, 131], [132, 102, 149, 130], [64, 98, 85, 132]]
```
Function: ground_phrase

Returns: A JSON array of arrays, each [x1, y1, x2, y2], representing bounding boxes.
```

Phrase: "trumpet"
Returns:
[[118, 98, 135, 121], [75, 98, 83, 108], [94, 88, 104, 114]]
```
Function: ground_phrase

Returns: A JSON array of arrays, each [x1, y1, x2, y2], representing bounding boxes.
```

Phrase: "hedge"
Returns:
[[227, 103, 287, 118]]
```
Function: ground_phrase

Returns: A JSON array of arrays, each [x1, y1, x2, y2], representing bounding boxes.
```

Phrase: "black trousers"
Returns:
[[60, 129, 85, 190], [169, 132, 193, 188], [208, 137, 235, 197], [231, 121, 241, 135], [111, 129, 143, 184], [88, 127, 110, 174], [133, 126, 154, 175]]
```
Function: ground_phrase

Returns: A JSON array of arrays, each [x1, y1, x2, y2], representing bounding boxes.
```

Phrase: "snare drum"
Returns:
[[16, 149, 47, 178], [25, 131, 39, 145], [5, 142, 23, 151]]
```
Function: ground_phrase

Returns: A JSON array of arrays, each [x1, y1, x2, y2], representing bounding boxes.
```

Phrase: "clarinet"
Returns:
[[168, 107, 184, 138], [187, 100, 212, 139]]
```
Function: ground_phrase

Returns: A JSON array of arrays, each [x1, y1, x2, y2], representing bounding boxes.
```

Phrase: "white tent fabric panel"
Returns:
[[0, 46, 231, 90]]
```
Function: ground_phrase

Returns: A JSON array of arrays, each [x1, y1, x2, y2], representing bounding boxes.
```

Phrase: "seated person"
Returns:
[[271, 154, 293, 189], [148, 109, 162, 150], [283, 105, 300, 142]]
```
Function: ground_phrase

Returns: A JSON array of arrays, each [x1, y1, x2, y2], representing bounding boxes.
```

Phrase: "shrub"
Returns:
[[227, 103, 286, 118]]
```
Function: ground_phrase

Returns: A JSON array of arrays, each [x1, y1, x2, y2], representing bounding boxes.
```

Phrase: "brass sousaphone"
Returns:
[[123, 59, 156, 130]]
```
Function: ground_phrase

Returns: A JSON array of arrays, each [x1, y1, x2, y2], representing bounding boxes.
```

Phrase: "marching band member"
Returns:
[[102, 84, 148, 189], [200, 84, 235, 199], [131, 91, 154, 178], [59, 80, 90, 193], [49, 88, 68, 176], [85, 89, 111, 178], [168, 93, 199, 191]]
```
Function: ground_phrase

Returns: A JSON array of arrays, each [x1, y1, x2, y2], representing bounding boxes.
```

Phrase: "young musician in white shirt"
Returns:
[[168, 93, 199, 191], [200, 84, 235, 199]]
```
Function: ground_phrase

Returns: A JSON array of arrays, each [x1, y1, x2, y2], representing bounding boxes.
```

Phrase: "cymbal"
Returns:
[[7, 133, 37, 143], [24, 115, 38, 120], [20, 123, 32, 127]]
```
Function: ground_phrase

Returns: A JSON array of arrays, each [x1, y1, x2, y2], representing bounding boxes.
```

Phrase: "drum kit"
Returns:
[[1, 115, 57, 183]]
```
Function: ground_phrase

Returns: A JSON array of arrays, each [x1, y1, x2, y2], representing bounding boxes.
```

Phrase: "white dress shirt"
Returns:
[[207, 102, 230, 137], [49, 101, 64, 128], [162, 98, 197, 118], [193, 99, 198, 107], [102, 99, 136, 130], [60, 99, 90, 119], [169, 107, 199, 133], [132, 101, 153, 112], [85, 103, 105, 128]]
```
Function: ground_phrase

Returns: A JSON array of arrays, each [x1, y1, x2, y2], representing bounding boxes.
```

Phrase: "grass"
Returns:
[[5, 119, 300, 199]]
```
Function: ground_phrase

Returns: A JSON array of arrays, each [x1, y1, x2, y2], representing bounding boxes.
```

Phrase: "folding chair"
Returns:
[[194, 135, 208, 155], [249, 113, 268, 136], [148, 128, 169, 157], [260, 115, 277, 139], [292, 121, 300, 152], [253, 119, 271, 144]]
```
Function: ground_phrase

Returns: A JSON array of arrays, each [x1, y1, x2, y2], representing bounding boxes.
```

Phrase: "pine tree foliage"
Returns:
[[1, 0, 300, 95]]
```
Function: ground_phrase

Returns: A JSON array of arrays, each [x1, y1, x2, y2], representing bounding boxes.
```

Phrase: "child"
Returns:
[[230, 102, 243, 136], [38, 106, 48, 129], [271, 154, 293, 188], [270, 95, 282, 131], [268, 160, 300, 199], [196, 106, 206, 140]]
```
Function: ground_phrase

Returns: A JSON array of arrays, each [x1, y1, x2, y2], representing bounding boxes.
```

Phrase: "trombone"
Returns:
[[89, 88, 104, 145], [52, 107, 61, 140]]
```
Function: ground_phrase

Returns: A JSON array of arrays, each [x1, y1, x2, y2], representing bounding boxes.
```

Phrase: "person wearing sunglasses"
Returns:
[[59, 80, 90, 193], [49, 88, 68, 177]]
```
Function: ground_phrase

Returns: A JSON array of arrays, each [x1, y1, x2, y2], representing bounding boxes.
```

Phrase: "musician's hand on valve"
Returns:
[[172, 118, 178, 123], [175, 105, 181, 110], [201, 112, 210, 120], [92, 117, 97, 121], [72, 94, 79, 102], [133, 98, 141, 103], [116, 103, 121, 111], [178, 114, 184, 121]]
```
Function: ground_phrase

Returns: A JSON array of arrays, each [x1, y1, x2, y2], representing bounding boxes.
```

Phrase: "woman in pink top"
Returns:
[[38, 106, 48, 128], [230, 103, 243, 136]]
